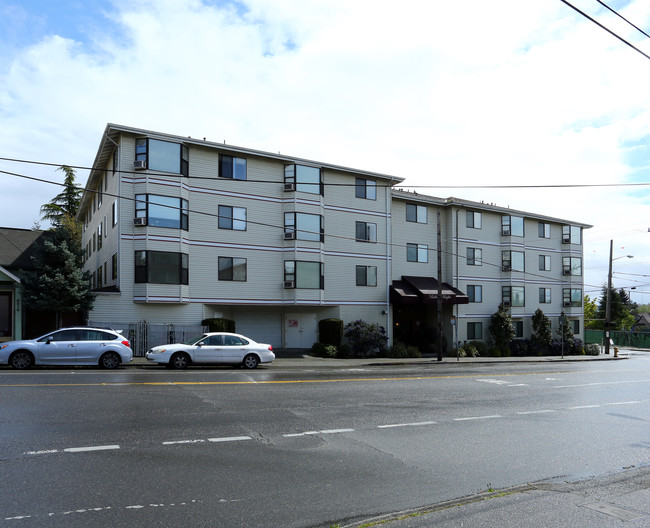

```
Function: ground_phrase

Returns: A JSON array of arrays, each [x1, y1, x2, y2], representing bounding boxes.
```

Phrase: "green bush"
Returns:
[[319, 318, 343, 347], [337, 344, 352, 358], [311, 342, 338, 358], [201, 318, 235, 332], [343, 319, 388, 357], [388, 342, 421, 358], [456, 343, 479, 358], [585, 343, 600, 355]]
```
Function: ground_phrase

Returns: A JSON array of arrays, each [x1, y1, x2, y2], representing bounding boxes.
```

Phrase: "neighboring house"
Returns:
[[0, 227, 44, 341], [632, 313, 650, 332], [78, 123, 590, 352]]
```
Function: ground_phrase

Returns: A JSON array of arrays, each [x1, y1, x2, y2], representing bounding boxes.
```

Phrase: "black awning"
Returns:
[[390, 276, 469, 305]]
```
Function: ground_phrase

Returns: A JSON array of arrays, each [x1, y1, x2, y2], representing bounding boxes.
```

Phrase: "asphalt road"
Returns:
[[1, 357, 649, 527]]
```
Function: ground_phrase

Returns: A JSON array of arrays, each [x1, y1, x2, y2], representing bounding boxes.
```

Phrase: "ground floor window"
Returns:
[[135, 251, 189, 285], [467, 322, 482, 340]]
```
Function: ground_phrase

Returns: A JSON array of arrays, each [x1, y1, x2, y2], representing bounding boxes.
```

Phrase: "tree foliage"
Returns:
[[488, 304, 515, 352], [343, 319, 388, 357], [557, 311, 575, 347], [531, 308, 552, 350], [39, 165, 83, 228], [594, 285, 637, 330], [583, 295, 599, 329]]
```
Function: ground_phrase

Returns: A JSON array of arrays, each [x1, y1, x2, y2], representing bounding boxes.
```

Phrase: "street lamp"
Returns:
[[604, 240, 633, 354]]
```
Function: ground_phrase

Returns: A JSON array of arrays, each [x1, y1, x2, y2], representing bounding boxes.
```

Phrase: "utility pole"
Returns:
[[437, 211, 443, 361], [605, 240, 613, 355]]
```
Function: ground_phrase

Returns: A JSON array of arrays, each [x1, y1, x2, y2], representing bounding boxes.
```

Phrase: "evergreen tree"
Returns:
[[488, 304, 515, 352], [531, 308, 552, 351], [39, 165, 82, 228], [595, 285, 636, 330], [557, 311, 575, 347]]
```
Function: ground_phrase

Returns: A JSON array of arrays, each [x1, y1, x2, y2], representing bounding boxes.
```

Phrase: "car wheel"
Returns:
[[170, 352, 190, 369], [242, 354, 259, 369], [100, 351, 121, 369], [10, 350, 34, 370]]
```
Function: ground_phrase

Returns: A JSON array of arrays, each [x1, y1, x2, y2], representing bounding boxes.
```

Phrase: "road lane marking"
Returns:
[[454, 415, 502, 421], [378, 421, 437, 428], [163, 439, 206, 445], [554, 379, 650, 388], [567, 405, 601, 409], [603, 400, 641, 405], [517, 410, 556, 415], [282, 429, 354, 437], [208, 436, 252, 443], [63, 445, 120, 453]]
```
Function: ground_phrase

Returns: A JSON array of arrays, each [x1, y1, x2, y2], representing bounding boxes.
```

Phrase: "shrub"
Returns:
[[509, 339, 534, 357], [319, 318, 343, 347], [570, 338, 585, 355], [337, 344, 353, 358], [585, 343, 600, 355], [201, 318, 235, 332], [456, 343, 479, 358], [388, 342, 421, 358], [343, 319, 388, 357]]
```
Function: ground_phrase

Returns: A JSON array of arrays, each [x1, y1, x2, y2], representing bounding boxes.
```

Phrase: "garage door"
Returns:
[[234, 310, 283, 349]]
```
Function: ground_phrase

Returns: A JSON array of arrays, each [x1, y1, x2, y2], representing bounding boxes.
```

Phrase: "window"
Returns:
[[356, 221, 377, 243], [135, 251, 189, 285], [135, 194, 189, 230], [98, 178, 103, 209], [285, 213, 324, 242], [502, 251, 524, 272], [538, 222, 550, 238], [467, 285, 482, 303], [356, 265, 377, 286], [562, 257, 582, 276], [503, 286, 525, 307], [563, 288, 582, 307], [218, 257, 247, 281], [136, 138, 189, 176], [284, 261, 324, 289], [112, 253, 118, 280], [97, 224, 102, 250], [218, 205, 247, 231], [572, 319, 580, 335], [407, 243, 428, 263], [219, 155, 247, 180], [562, 225, 582, 244], [355, 178, 376, 200], [539, 255, 551, 271], [466, 211, 482, 229], [96, 266, 103, 289], [502, 215, 524, 236], [514, 320, 524, 338], [539, 288, 551, 303], [467, 322, 482, 340], [112, 201, 118, 227], [467, 247, 482, 266], [285, 164, 322, 195], [406, 204, 427, 223]]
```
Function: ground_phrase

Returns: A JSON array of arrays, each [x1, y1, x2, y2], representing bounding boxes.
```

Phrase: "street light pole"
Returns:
[[604, 240, 633, 355]]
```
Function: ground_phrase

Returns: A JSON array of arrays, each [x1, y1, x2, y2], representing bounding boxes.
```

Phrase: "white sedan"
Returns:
[[145, 332, 275, 369]]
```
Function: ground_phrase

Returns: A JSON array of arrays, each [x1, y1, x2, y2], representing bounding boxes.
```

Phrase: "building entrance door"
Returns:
[[285, 313, 317, 349]]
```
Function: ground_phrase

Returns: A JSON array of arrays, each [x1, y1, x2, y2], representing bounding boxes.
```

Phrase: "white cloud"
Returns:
[[1, 0, 649, 301]]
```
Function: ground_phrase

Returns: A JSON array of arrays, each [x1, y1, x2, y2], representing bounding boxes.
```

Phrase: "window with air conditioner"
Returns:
[[135, 137, 189, 176], [285, 212, 324, 242], [135, 194, 188, 230], [284, 260, 324, 289], [562, 225, 582, 244], [562, 257, 582, 276], [502, 251, 524, 272], [284, 164, 322, 195], [502, 215, 524, 237], [562, 288, 582, 307]]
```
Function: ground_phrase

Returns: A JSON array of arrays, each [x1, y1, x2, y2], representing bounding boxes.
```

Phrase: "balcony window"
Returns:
[[562, 257, 582, 276], [135, 194, 189, 230], [135, 251, 189, 285], [284, 261, 324, 289], [285, 164, 322, 195], [135, 138, 189, 176], [285, 212, 324, 242]]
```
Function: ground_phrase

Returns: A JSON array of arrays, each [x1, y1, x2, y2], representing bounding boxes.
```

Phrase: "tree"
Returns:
[[343, 320, 388, 357], [595, 285, 636, 330], [20, 229, 94, 328], [583, 295, 599, 329], [39, 165, 83, 228], [531, 308, 552, 351], [557, 311, 575, 348], [488, 304, 515, 352]]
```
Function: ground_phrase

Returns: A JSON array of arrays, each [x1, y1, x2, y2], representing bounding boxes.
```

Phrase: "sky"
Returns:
[[1, 0, 649, 305]]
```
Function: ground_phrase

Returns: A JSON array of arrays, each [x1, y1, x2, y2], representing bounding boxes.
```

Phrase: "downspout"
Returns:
[[386, 179, 392, 346]]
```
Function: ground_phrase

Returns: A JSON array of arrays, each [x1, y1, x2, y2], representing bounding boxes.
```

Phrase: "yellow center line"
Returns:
[[0, 370, 575, 388]]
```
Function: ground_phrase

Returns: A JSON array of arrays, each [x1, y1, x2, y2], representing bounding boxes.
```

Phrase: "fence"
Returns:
[[89, 321, 208, 357], [584, 329, 650, 349]]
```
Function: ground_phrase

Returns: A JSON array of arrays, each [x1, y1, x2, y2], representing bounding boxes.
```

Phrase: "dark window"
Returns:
[[503, 286, 525, 307], [112, 253, 118, 280], [356, 221, 377, 243], [467, 322, 482, 340], [539, 288, 551, 303], [219, 155, 247, 180], [218, 205, 247, 230], [407, 243, 428, 263], [356, 265, 377, 286], [467, 211, 482, 229], [467, 285, 482, 303], [539, 255, 551, 271], [406, 204, 427, 223], [467, 247, 482, 266], [135, 194, 189, 230], [538, 222, 550, 238], [514, 321, 524, 338], [355, 178, 376, 200], [218, 257, 247, 281], [135, 251, 189, 285]]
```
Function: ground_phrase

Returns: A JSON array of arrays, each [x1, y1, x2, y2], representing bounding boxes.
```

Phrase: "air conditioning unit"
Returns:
[[284, 231, 296, 240], [134, 160, 147, 170], [284, 182, 296, 192], [502, 229, 511, 236], [134, 217, 147, 226], [283, 280, 296, 289], [502, 265, 511, 272], [563, 301, 571, 307], [563, 269, 571, 275], [562, 236, 571, 243], [503, 301, 511, 307]]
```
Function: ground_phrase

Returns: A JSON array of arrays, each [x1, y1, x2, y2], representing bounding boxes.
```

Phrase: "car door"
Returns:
[[35, 329, 79, 364], [76, 329, 114, 364], [193, 334, 226, 364], [222, 334, 248, 363]]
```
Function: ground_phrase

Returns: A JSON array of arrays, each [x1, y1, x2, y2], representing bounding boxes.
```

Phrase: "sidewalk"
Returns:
[[128, 349, 637, 368], [340, 464, 650, 528]]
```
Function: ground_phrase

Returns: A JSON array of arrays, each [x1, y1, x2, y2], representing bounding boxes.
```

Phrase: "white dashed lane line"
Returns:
[[454, 415, 502, 421], [378, 421, 437, 429], [283, 428, 354, 437]]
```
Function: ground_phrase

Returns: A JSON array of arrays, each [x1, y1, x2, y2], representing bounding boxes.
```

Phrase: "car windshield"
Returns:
[[183, 334, 208, 345]]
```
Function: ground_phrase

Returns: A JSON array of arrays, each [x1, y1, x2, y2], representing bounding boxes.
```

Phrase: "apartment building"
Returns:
[[79, 124, 589, 351]]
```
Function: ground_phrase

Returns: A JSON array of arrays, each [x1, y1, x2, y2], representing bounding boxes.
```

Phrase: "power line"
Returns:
[[559, 0, 650, 61], [596, 0, 650, 40]]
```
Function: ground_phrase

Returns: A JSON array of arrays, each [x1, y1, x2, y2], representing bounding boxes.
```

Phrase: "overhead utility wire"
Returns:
[[559, 0, 650, 61], [0, 167, 583, 287], [596, 0, 650, 39], [2, 156, 650, 190]]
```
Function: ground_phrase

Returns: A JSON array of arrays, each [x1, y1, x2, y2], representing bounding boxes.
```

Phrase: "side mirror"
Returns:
[[197, 341, 205, 346], [46, 337, 53, 344]]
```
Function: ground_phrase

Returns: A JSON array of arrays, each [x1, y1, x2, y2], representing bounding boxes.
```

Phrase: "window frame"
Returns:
[[406, 203, 427, 224], [284, 260, 324, 289], [502, 250, 524, 272], [285, 164, 323, 195], [562, 256, 582, 276], [539, 287, 551, 304], [467, 285, 482, 303], [467, 247, 482, 266], [539, 255, 551, 271], [218, 256, 247, 281], [562, 225, 582, 244], [466, 211, 482, 229], [503, 285, 525, 307], [355, 178, 377, 200], [285, 212, 324, 242], [219, 154, 247, 180], [218, 205, 247, 231], [538, 222, 550, 238], [356, 265, 377, 287], [502, 215, 524, 237], [134, 250, 189, 285], [135, 194, 189, 230], [135, 137, 189, 176], [467, 322, 482, 340], [563, 288, 582, 307], [407, 243, 428, 263], [355, 221, 377, 243]]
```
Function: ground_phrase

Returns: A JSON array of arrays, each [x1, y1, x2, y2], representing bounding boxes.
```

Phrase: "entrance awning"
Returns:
[[390, 276, 469, 305]]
